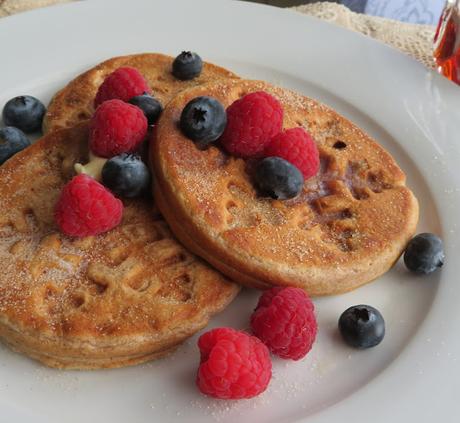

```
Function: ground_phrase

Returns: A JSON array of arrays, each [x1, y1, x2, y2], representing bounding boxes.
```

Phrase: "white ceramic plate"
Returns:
[[1, 0, 459, 422]]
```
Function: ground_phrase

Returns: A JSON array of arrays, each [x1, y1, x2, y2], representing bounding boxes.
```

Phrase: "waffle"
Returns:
[[43, 53, 238, 133], [0, 124, 239, 369], [151, 80, 419, 296]]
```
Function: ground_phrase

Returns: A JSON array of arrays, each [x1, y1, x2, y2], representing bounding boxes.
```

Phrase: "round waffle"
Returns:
[[151, 79, 419, 296], [43, 53, 238, 133], [0, 124, 239, 369]]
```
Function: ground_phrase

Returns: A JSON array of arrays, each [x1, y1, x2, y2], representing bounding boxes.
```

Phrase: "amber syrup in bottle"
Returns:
[[434, 0, 460, 84]]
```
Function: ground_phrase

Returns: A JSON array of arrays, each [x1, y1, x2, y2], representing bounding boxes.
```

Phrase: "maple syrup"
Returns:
[[434, 0, 460, 84]]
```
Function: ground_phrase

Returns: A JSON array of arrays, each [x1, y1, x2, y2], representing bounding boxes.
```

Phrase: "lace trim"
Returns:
[[0, 0, 72, 18], [294, 3, 436, 69]]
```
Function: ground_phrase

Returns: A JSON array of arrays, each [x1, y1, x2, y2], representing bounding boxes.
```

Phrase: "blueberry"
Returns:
[[2, 95, 46, 133], [172, 51, 203, 80], [404, 233, 444, 274], [254, 157, 304, 200], [180, 96, 226, 147], [0, 127, 31, 165], [101, 153, 150, 198], [339, 305, 385, 349], [128, 93, 163, 125]]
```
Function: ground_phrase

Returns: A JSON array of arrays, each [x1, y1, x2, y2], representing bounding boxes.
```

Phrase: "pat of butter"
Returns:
[[74, 152, 107, 181]]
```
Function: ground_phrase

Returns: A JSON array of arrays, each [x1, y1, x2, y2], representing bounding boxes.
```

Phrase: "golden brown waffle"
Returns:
[[152, 80, 419, 296], [43, 53, 238, 133], [0, 124, 239, 369]]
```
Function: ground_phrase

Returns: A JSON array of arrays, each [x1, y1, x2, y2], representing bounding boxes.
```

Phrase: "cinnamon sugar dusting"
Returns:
[[0, 125, 238, 354], [156, 79, 417, 289]]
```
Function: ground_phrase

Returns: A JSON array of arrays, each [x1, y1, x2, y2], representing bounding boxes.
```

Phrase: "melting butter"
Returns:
[[74, 151, 107, 181]]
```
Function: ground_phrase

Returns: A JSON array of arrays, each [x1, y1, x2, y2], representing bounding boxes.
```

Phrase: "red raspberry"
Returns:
[[94, 66, 150, 108], [264, 127, 319, 179], [220, 91, 283, 158], [55, 174, 123, 237], [251, 287, 317, 360], [196, 327, 272, 399], [89, 99, 147, 158]]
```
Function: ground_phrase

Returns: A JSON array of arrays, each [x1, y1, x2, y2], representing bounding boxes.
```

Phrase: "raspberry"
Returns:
[[220, 91, 283, 158], [89, 99, 148, 158], [264, 127, 319, 179], [94, 67, 150, 108], [251, 287, 317, 360], [196, 327, 272, 399], [55, 174, 123, 237]]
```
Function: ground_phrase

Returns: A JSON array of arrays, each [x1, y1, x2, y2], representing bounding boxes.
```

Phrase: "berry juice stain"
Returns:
[[434, 1, 460, 84]]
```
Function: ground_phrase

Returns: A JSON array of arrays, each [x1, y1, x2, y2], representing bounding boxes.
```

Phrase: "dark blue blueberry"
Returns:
[[0, 127, 31, 165], [404, 233, 444, 274], [2, 95, 46, 133], [180, 96, 226, 147], [128, 93, 163, 125], [172, 51, 203, 80], [254, 157, 304, 200], [339, 305, 385, 349], [101, 153, 150, 198]]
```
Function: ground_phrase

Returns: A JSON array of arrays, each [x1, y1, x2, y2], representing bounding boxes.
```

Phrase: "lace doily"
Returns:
[[0, 0, 73, 17], [0, 0, 436, 69], [294, 2, 436, 69]]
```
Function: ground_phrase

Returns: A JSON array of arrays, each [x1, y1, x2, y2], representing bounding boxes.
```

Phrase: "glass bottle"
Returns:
[[434, 0, 460, 84]]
